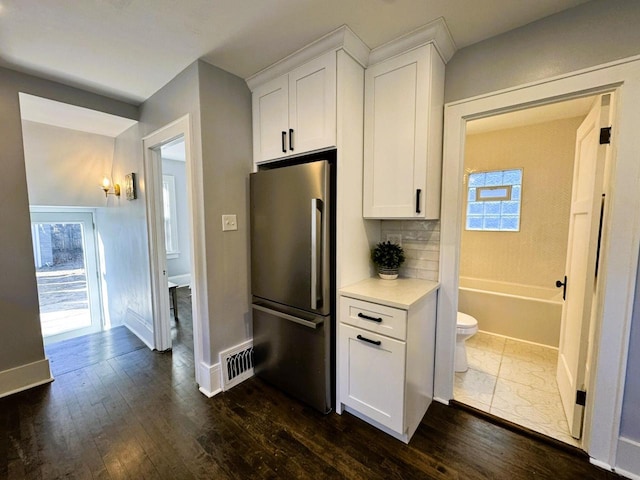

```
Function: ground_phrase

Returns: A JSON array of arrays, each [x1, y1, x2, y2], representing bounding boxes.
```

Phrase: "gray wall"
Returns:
[[445, 0, 640, 103], [96, 123, 151, 331], [198, 60, 253, 359], [444, 0, 640, 445], [22, 120, 113, 207], [0, 66, 136, 378], [137, 59, 252, 365], [621, 253, 640, 438]]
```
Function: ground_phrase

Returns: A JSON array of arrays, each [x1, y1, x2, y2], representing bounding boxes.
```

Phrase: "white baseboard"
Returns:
[[0, 358, 53, 398], [615, 437, 640, 479], [197, 361, 222, 398], [434, 396, 450, 406], [124, 308, 154, 350]]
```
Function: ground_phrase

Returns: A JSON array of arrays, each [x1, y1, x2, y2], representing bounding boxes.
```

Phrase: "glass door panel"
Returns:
[[30, 211, 102, 343]]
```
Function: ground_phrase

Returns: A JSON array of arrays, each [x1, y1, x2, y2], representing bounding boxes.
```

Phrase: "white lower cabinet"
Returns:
[[337, 279, 438, 443], [339, 323, 406, 433]]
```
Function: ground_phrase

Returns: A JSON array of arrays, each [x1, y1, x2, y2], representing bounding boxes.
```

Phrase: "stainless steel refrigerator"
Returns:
[[250, 159, 333, 413]]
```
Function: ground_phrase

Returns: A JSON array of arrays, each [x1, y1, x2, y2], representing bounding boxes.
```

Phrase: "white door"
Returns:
[[288, 52, 336, 156], [142, 138, 174, 352], [363, 46, 430, 219], [252, 75, 289, 163], [339, 324, 406, 433], [30, 211, 102, 343], [556, 94, 612, 438]]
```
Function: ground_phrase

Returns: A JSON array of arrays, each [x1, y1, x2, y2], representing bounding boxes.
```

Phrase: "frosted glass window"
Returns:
[[466, 169, 522, 231]]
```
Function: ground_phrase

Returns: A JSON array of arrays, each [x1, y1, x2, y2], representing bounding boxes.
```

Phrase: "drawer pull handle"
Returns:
[[357, 334, 381, 346], [357, 312, 382, 323]]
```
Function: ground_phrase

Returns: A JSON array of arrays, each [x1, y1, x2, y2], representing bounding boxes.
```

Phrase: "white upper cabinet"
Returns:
[[289, 55, 337, 156], [252, 76, 289, 162], [363, 44, 445, 219], [252, 52, 336, 164]]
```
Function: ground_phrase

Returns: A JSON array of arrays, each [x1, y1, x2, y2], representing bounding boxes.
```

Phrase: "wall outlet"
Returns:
[[386, 233, 402, 246], [222, 214, 238, 231]]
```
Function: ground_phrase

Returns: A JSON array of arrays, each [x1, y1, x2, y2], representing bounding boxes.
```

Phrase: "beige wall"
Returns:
[[460, 116, 583, 289], [22, 120, 114, 207]]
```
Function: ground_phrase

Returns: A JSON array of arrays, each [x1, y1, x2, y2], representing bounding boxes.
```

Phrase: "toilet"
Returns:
[[455, 312, 478, 372]]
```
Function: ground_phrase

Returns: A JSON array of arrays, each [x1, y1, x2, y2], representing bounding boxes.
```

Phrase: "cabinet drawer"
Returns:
[[340, 296, 407, 341]]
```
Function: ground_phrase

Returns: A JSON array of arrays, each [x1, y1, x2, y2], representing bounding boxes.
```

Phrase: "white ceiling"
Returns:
[[466, 96, 595, 135], [161, 138, 186, 162], [19, 93, 137, 136], [0, 0, 590, 105]]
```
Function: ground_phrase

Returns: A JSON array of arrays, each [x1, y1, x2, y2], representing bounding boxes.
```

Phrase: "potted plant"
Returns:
[[371, 241, 405, 280]]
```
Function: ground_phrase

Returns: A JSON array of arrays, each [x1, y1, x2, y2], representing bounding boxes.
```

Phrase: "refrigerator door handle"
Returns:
[[252, 303, 323, 329], [311, 198, 322, 310]]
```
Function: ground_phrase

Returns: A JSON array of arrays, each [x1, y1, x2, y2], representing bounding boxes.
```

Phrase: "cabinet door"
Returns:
[[339, 323, 406, 433], [363, 46, 431, 218], [288, 52, 336, 156], [252, 75, 289, 163]]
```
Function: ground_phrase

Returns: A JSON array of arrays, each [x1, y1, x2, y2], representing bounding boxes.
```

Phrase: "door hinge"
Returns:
[[576, 389, 587, 406], [599, 127, 612, 145]]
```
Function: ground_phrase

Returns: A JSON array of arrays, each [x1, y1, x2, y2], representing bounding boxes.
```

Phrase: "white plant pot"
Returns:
[[378, 268, 398, 280]]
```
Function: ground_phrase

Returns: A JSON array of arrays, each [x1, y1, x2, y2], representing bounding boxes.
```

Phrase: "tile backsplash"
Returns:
[[380, 220, 440, 281]]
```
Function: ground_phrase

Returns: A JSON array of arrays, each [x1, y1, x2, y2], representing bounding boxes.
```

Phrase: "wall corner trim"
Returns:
[[197, 361, 222, 398], [0, 358, 53, 399]]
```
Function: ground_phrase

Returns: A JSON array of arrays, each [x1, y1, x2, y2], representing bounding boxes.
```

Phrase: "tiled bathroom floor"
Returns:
[[454, 331, 580, 447]]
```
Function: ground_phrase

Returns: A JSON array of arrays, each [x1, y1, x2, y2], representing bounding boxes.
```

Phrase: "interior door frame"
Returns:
[[437, 55, 640, 470], [143, 115, 207, 387]]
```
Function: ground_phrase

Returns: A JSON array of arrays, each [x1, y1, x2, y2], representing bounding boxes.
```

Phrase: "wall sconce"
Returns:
[[101, 176, 121, 198]]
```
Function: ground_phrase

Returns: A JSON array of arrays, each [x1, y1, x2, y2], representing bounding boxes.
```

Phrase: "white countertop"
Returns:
[[339, 277, 439, 309]]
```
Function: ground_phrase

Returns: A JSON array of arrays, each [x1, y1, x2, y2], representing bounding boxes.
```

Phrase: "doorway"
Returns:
[[452, 94, 612, 447], [142, 115, 207, 390], [437, 59, 640, 469], [30, 210, 102, 344]]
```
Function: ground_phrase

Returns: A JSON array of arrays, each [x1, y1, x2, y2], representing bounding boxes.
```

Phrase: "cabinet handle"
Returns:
[[289, 128, 294, 151], [281, 131, 287, 153], [416, 189, 422, 214], [357, 312, 382, 323], [357, 334, 381, 346]]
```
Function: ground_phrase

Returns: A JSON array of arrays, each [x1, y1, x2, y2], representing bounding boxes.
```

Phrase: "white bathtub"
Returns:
[[458, 277, 563, 347]]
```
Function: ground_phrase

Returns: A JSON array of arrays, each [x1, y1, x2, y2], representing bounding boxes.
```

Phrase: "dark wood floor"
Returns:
[[1, 287, 620, 479]]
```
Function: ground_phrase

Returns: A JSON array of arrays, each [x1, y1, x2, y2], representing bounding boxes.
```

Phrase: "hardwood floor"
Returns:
[[1, 287, 620, 479]]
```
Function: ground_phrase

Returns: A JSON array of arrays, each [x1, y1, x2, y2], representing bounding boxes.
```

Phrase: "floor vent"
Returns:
[[220, 340, 254, 391]]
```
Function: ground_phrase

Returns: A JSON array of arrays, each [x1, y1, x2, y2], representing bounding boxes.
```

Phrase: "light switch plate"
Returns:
[[222, 214, 238, 231]]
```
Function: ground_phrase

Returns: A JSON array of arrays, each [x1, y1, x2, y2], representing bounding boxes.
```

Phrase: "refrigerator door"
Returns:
[[250, 160, 330, 315], [252, 299, 331, 413]]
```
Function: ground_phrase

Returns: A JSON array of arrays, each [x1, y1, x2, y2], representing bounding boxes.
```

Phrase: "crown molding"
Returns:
[[368, 17, 457, 66], [246, 25, 369, 90]]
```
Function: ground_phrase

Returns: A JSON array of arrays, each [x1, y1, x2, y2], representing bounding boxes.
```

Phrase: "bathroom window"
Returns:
[[466, 169, 522, 231]]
